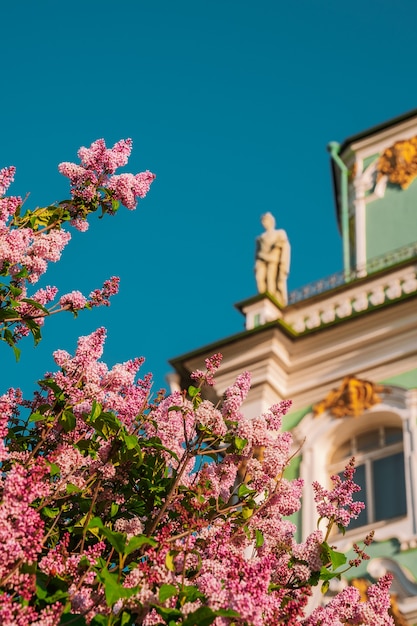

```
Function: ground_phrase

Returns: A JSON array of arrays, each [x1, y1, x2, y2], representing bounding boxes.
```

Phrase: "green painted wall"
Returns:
[[285, 405, 312, 431], [382, 368, 417, 389], [365, 182, 417, 261], [344, 538, 417, 581]]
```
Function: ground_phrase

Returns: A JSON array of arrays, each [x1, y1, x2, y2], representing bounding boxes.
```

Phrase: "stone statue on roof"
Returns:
[[255, 212, 291, 306]]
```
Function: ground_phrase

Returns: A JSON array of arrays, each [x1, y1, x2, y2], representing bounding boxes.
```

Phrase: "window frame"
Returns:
[[293, 389, 417, 546], [329, 427, 406, 529]]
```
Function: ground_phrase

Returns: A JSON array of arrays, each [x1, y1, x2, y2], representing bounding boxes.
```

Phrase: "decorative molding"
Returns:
[[378, 135, 417, 189], [353, 158, 388, 204], [288, 265, 417, 334], [313, 376, 384, 418], [288, 243, 417, 306]]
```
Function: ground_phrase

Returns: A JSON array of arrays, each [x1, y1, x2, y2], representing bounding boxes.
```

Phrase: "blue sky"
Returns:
[[2, 0, 417, 396]]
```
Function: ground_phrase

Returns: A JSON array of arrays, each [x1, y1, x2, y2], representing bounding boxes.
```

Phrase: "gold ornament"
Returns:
[[313, 376, 384, 418], [377, 136, 417, 189]]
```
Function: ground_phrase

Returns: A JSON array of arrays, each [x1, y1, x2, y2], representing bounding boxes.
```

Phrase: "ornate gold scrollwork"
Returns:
[[313, 376, 384, 418], [377, 135, 417, 189]]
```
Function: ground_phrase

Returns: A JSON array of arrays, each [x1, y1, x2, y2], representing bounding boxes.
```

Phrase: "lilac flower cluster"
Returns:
[[0, 335, 396, 624], [305, 574, 394, 625], [59, 138, 155, 210], [190, 352, 223, 386], [313, 457, 365, 530], [0, 142, 396, 624], [1, 139, 152, 351]]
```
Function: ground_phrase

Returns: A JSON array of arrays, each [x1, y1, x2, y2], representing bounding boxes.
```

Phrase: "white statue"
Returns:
[[255, 212, 290, 306]]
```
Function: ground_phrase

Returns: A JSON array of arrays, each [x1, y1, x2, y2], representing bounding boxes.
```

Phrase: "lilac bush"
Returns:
[[0, 143, 394, 625]]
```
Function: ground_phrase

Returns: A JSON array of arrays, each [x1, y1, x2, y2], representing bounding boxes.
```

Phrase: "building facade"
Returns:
[[169, 110, 417, 624]]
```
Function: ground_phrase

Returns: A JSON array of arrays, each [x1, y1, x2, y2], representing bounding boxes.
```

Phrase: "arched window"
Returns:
[[329, 426, 407, 530]]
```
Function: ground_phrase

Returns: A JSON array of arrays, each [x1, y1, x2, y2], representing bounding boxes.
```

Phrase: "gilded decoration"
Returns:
[[313, 376, 384, 418], [377, 135, 417, 189]]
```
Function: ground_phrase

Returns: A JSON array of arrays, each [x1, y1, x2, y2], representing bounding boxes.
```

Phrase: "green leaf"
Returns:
[[90, 401, 102, 421], [0, 308, 18, 321], [49, 462, 60, 476], [165, 551, 176, 571], [25, 317, 42, 345], [255, 529, 264, 548], [153, 606, 183, 622], [120, 612, 134, 626], [101, 530, 126, 554], [182, 606, 240, 626], [237, 483, 254, 498], [9, 284, 22, 298], [179, 585, 204, 603], [124, 434, 139, 450], [110, 502, 119, 518], [321, 579, 330, 594], [125, 534, 157, 556], [321, 542, 347, 570], [87, 518, 127, 553], [40, 378, 64, 396], [90, 616, 109, 626], [59, 614, 87, 625], [87, 517, 105, 530], [98, 568, 139, 606], [234, 436, 248, 451], [241, 506, 254, 519], [41, 506, 60, 518], [3, 328, 21, 361], [29, 412, 46, 422], [159, 583, 178, 603], [66, 483, 82, 494], [11, 341, 21, 361], [60, 410, 76, 433], [21, 297, 50, 314], [188, 385, 200, 398]]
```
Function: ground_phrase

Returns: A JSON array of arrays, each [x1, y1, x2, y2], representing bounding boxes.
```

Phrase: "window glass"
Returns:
[[374, 452, 407, 521], [356, 430, 380, 452], [331, 426, 406, 531], [385, 427, 403, 445]]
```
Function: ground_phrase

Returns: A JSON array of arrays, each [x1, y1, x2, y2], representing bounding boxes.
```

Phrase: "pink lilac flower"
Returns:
[[9, 229, 72, 283], [0, 389, 22, 463], [191, 353, 223, 387], [222, 371, 252, 419], [88, 276, 120, 307], [266, 399, 293, 430], [292, 530, 324, 572], [0, 459, 50, 583], [59, 139, 155, 208], [147, 392, 196, 467], [107, 171, 156, 210], [303, 574, 394, 625], [59, 290, 88, 310], [196, 400, 227, 436], [58, 162, 99, 202], [0, 596, 62, 626], [0, 196, 21, 223], [32, 285, 59, 305], [0, 166, 16, 196], [312, 457, 365, 529], [70, 218, 89, 232], [114, 516, 144, 539], [78, 138, 132, 174]]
